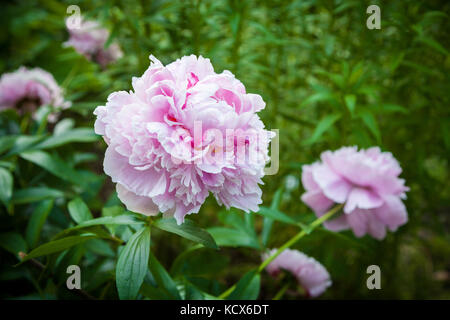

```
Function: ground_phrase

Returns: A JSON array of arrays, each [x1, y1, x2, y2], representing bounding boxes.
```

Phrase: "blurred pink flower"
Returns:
[[0, 66, 70, 121], [301, 146, 409, 240], [64, 18, 122, 68], [94, 55, 274, 224], [263, 248, 332, 298]]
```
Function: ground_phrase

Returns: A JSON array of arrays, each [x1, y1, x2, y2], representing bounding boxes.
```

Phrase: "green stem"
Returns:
[[273, 283, 290, 300], [61, 63, 79, 89], [258, 203, 343, 272], [218, 203, 343, 299], [20, 113, 31, 134]]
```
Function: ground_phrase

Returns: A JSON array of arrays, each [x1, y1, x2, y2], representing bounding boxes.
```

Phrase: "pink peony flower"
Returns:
[[263, 248, 332, 297], [64, 18, 123, 68], [0, 66, 70, 121], [301, 146, 409, 240], [94, 55, 274, 224]]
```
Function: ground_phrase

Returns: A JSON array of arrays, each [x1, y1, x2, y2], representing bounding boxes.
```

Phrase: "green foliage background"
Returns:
[[0, 0, 449, 299]]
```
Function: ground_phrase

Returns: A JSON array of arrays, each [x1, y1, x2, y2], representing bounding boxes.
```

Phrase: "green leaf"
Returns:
[[0, 160, 15, 170], [415, 36, 449, 56], [140, 282, 173, 299], [11, 187, 64, 204], [359, 110, 381, 143], [116, 227, 151, 300], [344, 94, 356, 116], [207, 227, 260, 249], [4, 135, 45, 157], [25, 200, 54, 248], [257, 206, 297, 225], [104, 22, 119, 48], [348, 62, 365, 85], [184, 282, 205, 300], [33, 128, 99, 150], [0, 135, 19, 155], [84, 239, 115, 257], [53, 118, 75, 135], [52, 214, 143, 241], [0, 232, 28, 257], [304, 113, 342, 145], [153, 218, 218, 249], [51, 225, 121, 242], [0, 167, 13, 206], [20, 150, 83, 186], [19, 234, 96, 263], [227, 270, 260, 300], [262, 188, 284, 246], [68, 197, 94, 224], [300, 91, 337, 108], [76, 214, 144, 229], [170, 247, 229, 277], [102, 205, 126, 235], [375, 104, 409, 114], [148, 253, 182, 300]]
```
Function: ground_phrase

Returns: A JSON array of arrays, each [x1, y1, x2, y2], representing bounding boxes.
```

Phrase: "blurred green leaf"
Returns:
[[257, 206, 297, 225], [262, 188, 284, 246], [375, 104, 409, 114], [300, 91, 337, 108], [415, 36, 449, 56], [344, 94, 356, 116], [0, 135, 19, 154], [4, 135, 45, 157], [304, 113, 342, 145], [25, 199, 53, 248], [53, 119, 75, 135], [20, 150, 85, 187], [33, 128, 99, 150], [359, 110, 381, 143], [11, 187, 64, 204], [0, 167, 13, 206], [0, 232, 28, 257]]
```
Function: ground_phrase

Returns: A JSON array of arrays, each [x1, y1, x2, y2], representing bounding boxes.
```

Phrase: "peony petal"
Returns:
[[116, 183, 159, 216], [103, 147, 167, 198], [311, 164, 352, 203], [367, 215, 387, 240], [323, 214, 349, 232], [344, 187, 384, 214], [374, 195, 408, 231], [301, 164, 319, 191], [301, 190, 334, 215], [346, 209, 369, 237]]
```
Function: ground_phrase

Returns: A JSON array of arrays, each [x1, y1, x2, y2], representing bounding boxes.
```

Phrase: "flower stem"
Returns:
[[273, 283, 290, 300], [218, 203, 343, 299]]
